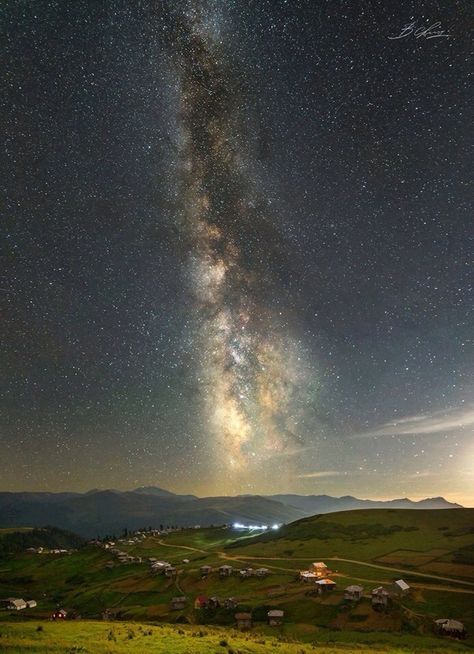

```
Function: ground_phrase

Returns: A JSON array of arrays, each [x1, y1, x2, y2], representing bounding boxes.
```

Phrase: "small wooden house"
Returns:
[[6, 599, 27, 611], [219, 564, 233, 577], [391, 579, 410, 596], [315, 578, 336, 593], [151, 560, 171, 573], [235, 612, 252, 630], [311, 562, 329, 577], [194, 595, 208, 609], [268, 609, 284, 626], [344, 585, 364, 601], [102, 608, 122, 621], [26, 600, 37, 608], [255, 567, 270, 577], [51, 609, 67, 620], [299, 570, 317, 582], [435, 618, 466, 639], [371, 586, 390, 610], [171, 596, 187, 611], [164, 565, 177, 578], [240, 567, 254, 578], [200, 565, 212, 577]]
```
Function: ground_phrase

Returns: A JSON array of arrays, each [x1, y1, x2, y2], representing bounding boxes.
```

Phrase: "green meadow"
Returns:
[[1, 509, 473, 652], [0, 620, 471, 654]]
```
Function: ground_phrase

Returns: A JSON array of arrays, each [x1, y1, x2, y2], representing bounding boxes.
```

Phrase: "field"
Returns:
[[3, 619, 472, 654], [0, 509, 473, 652]]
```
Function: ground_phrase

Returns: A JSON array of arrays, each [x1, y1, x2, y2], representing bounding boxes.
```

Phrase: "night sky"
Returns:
[[1, 1, 472, 503]]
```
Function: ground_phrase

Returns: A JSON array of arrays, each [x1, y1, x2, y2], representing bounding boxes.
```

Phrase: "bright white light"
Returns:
[[232, 522, 271, 531], [272, 524, 280, 530]]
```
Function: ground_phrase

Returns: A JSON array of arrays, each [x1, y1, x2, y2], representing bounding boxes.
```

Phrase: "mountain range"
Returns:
[[0, 487, 461, 538]]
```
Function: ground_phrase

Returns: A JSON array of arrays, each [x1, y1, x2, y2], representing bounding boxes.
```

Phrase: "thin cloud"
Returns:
[[297, 470, 346, 479], [353, 405, 474, 439]]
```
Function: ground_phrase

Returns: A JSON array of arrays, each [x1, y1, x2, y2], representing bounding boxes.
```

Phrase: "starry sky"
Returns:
[[1, 0, 472, 504]]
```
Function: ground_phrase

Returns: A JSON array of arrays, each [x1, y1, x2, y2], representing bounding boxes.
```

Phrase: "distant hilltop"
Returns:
[[0, 487, 462, 538]]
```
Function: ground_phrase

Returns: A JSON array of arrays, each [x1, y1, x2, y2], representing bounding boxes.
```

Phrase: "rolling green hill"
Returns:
[[227, 508, 474, 565], [0, 509, 472, 652]]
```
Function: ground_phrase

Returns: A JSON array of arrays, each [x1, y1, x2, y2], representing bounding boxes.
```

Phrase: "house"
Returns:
[[194, 595, 220, 609], [435, 619, 466, 639], [235, 612, 252, 630], [200, 565, 212, 577], [344, 585, 364, 601], [164, 565, 177, 578], [391, 579, 410, 596], [26, 600, 37, 608], [105, 562, 114, 569], [194, 595, 209, 609], [51, 609, 67, 620], [171, 596, 187, 611], [223, 597, 237, 609], [5, 598, 27, 611], [102, 608, 122, 621], [219, 564, 233, 577], [315, 578, 336, 593], [300, 570, 318, 582], [240, 567, 254, 578], [182, 558, 190, 564], [151, 560, 171, 573], [311, 562, 329, 577], [371, 586, 390, 610], [255, 567, 270, 577], [268, 609, 284, 626]]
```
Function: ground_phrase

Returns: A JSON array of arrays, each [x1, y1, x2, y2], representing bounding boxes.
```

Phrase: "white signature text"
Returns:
[[388, 21, 451, 40]]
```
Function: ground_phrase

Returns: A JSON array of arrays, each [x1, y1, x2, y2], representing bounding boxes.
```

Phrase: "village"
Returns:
[[0, 529, 468, 642]]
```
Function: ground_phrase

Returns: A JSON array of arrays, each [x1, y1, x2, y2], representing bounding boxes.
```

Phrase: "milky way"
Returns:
[[172, 6, 316, 481]]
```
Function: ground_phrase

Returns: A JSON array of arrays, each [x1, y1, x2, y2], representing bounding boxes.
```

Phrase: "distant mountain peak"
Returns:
[[132, 486, 177, 497]]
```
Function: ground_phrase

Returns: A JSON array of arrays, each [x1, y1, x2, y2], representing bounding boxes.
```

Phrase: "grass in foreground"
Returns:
[[0, 620, 471, 654]]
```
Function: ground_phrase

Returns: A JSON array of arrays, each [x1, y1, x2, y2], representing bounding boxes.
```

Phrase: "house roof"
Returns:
[[435, 619, 464, 631], [394, 579, 410, 590], [345, 585, 364, 592], [268, 610, 284, 617], [372, 586, 389, 596], [316, 578, 336, 585], [235, 612, 252, 619], [172, 596, 186, 602], [312, 562, 327, 567]]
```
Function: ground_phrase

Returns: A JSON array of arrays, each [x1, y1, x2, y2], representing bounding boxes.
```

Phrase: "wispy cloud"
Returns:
[[405, 471, 436, 479], [297, 470, 346, 479], [353, 405, 474, 439]]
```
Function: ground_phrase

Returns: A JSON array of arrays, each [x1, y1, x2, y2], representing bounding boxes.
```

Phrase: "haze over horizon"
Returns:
[[1, 2, 472, 506]]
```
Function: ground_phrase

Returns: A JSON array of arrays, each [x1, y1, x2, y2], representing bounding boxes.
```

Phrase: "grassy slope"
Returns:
[[0, 620, 471, 654], [0, 509, 473, 651], [228, 509, 474, 562]]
